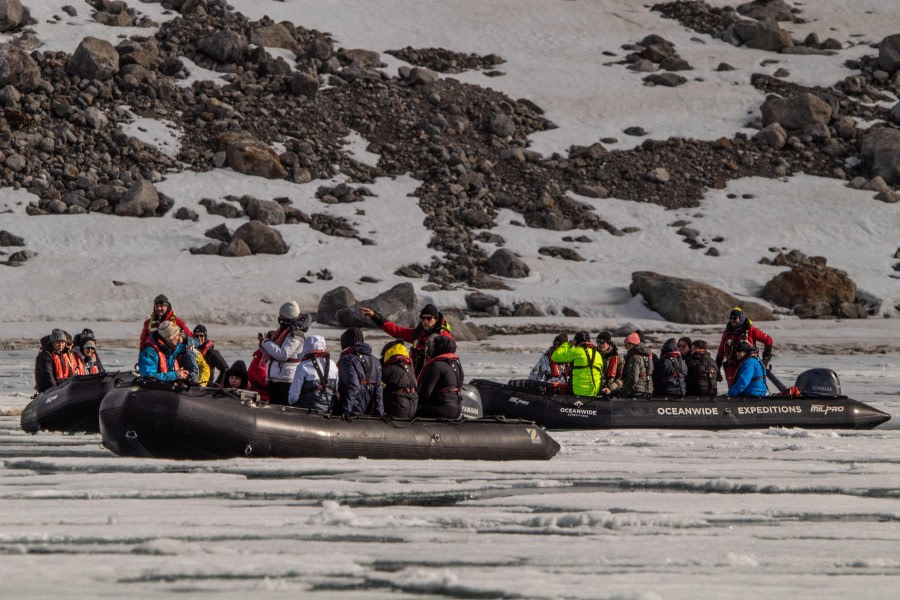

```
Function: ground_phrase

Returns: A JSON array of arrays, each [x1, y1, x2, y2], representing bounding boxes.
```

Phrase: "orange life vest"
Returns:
[[52, 353, 71, 381], [148, 337, 182, 373]]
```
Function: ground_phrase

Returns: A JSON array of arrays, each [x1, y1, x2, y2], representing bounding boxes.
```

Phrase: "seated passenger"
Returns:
[[34, 328, 72, 393], [260, 302, 309, 405], [528, 333, 569, 389], [222, 360, 249, 390], [685, 339, 717, 396], [416, 335, 463, 419], [192, 325, 229, 386], [677, 337, 692, 357], [595, 331, 622, 389], [380, 340, 419, 419], [602, 333, 653, 398], [336, 327, 384, 417], [138, 320, 198, 383], [288, 335, 338, 412], [551, 331, 604, 397], [727, 341, 768, 397], [186, 337, 211, 386], [653, 338, 687, 398], [73, 329, 105, 375]]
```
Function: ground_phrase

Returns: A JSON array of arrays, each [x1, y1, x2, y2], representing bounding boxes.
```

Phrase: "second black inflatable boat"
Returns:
[[21, 371, 136, 434], [472, 369, 890, 430], [99, 381, 560, 461]]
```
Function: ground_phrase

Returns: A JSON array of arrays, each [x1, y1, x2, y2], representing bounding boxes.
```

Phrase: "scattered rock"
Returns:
[[0, 43, 41, 92], [860, 127, 900, 186], [761, 93, 832, 130], [205, 223, 231, 243], [0, 230, 25, 246], [67, 36, 119, 80], [538, 247, 585, 261], [761, 263, 862, 318], [114, 177, 160, 217], [219, 237, 252, 257], [485, 248, 530, 278], [232, 220, 289, 255]]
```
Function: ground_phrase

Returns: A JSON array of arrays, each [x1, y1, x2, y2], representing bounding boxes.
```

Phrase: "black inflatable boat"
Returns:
[[472, 369, 890, 430], [21, 371, 136, 434], [99, 381, 560, 461]]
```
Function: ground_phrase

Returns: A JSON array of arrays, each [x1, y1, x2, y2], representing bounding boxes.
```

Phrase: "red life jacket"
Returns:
[[52, 352, 71, 381], [198, 339, 215, 358], [71, 353, 86, 376], [148, 337, 182, 374]]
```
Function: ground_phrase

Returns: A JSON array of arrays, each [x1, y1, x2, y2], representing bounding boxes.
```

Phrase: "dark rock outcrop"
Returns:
[[629, 271, 773, 324]]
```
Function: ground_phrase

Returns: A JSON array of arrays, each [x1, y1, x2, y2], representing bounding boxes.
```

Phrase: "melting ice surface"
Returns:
[[1, 346, 898, 599]]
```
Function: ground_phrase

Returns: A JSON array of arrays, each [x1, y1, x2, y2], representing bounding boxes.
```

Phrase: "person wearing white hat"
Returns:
[[138, 319, 198, 383], [260, 301, 310, 405]]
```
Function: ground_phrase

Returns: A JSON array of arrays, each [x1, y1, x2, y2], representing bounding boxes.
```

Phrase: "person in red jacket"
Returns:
[[361, 304, 454, 376], [139, 294, 191, 349], [716, 307, 774, 387]]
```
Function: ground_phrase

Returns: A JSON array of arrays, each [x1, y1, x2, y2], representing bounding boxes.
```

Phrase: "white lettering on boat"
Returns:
[[810, 405, 844, 415], [509, 397, 530, 406], [736, 405, 802, 415], [560, 407, 596, 417], [657, 406, 719, 416]]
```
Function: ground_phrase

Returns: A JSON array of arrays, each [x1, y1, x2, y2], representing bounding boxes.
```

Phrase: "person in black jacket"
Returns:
[[685, 339, 717, 396], [653, 338, 687, 397], [380, 340, 418, 419], [336, 327, 384, 417], [416, 335, 463, 419], [192, 324, 229, 386], [34, 328, 72, 393]]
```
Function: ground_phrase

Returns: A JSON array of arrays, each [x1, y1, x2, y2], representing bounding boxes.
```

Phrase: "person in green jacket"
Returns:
[[551, 330, 604, 396]]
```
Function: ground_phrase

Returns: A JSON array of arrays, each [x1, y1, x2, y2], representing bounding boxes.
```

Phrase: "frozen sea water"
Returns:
[[1, 345, 898, 598]]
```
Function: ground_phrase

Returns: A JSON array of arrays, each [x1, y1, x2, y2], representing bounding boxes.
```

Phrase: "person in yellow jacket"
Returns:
[[186, 337, 211, 386], [551, 330, 604, 396]]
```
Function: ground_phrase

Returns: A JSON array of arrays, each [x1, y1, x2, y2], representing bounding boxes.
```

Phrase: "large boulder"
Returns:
[[761, 263, 859, 318], [485, 248, 530, 278], [0, 0, 24, 32], [0, 43, 41, 92], [629, 271, 773, 324], [728, 20, 793, 51], [250, 23, 300, 54], [67, 37, 119, 80], [317, 286, 357, 326], [217, 132, 287, 179], [114, 177, 160, 217], [736, 0, 794, 22], [860, 127, 900, 186], [877, 33, 900, 74], [761, 93, 832, 130], [336, 283, 418, 328], [198, 30, 247, 64], [232, 220, 288, 254]]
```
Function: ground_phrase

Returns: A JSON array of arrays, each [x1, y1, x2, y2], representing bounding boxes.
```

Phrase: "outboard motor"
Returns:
[[459, 384, 484, 420], [795, 368, 842, 397]]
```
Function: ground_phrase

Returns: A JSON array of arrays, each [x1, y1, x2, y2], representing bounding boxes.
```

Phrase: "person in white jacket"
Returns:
[[288, 335, 339, 412], [260, 301, 309, 405]]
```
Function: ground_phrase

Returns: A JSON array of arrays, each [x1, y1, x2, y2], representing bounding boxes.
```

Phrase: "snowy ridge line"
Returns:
[[622, 478, 900, 499]]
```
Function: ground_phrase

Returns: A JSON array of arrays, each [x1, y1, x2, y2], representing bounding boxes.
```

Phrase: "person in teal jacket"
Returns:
[[727, 342, 768, 397], [138, 320, 198, 383], [551, 331, 604, 396]]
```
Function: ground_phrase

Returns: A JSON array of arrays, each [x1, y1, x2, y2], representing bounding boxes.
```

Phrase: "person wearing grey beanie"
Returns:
[[34, 329, 76, 392]]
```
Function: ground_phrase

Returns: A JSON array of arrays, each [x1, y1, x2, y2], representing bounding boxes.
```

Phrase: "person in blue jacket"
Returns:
[[727, 341, 768, 397], [138, 320, 198, 383], [336, 327, 384, 417]]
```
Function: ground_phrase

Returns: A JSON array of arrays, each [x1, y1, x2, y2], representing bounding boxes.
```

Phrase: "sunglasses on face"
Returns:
[[420, 316, 435, 322]]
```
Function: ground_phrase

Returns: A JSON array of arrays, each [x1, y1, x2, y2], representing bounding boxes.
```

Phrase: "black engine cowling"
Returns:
[[795, 368, 842, 397]]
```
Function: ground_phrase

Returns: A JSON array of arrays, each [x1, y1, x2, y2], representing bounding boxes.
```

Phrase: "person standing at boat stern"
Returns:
[[416, 335, 463, 419], [716, 307, 773, 387], [380, 340, 419, 419], [602, 333, 653, 398], [551, 331, 604, 397], [138, 320, 198, 383], [260, 301, 309, 406], [336, 327, 384, 417], [139, 294, 192, 350], [361, 304, 454, 376], [727, 342, 768, 397]]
